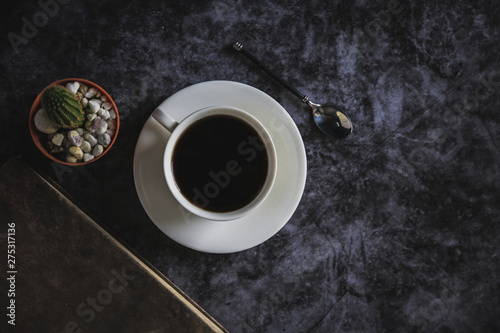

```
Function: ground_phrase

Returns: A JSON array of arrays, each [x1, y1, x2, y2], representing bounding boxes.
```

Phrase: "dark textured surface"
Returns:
[[0, 157, 227, 332], [1, 0, 499, 332]]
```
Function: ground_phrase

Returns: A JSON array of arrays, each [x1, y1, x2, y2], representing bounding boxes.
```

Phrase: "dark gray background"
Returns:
[[1, 0, 499, 332]]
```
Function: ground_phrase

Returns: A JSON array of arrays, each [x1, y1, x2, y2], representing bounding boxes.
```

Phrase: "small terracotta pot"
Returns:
[[29, 78, 120, 166]]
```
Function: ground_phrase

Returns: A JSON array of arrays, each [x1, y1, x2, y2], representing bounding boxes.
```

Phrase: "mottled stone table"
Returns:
[[1, 0, 499, 332]]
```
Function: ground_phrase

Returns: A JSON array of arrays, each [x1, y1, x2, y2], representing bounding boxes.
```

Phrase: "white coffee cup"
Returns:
[[152, 105, 277, 221]]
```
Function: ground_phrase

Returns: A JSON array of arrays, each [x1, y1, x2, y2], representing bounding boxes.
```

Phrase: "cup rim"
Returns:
[[163, 106, 277, 221], [29, 78, 120, 166]]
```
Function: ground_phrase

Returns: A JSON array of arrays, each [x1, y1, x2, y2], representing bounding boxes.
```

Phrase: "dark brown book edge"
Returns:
[[2, 156, 229, 333]]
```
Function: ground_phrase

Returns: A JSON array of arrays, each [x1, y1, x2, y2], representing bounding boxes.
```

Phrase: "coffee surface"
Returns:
[[172, 115, 268, 212]]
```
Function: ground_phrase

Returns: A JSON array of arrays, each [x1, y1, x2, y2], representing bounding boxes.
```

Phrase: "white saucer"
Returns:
[[133, 81, 307, 254]]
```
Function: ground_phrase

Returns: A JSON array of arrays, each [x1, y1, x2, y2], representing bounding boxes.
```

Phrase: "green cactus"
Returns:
[[41, 85, 85, 129]]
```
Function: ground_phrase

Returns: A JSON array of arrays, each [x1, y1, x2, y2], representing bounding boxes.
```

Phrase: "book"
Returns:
[[0, 157, 228, 333]]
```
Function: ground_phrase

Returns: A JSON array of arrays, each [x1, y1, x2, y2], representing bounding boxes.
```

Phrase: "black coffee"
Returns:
[[172, 115, 269, 212]]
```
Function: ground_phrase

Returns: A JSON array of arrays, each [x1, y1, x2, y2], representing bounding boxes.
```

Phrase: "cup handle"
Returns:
[[152, 106, 178, 132]]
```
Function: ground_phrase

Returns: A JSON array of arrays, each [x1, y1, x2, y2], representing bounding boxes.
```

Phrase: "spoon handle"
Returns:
[[233, 42, 307, 103]]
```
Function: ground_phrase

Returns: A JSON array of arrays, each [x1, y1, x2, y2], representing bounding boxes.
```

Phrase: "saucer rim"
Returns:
[[133, 80, 307, 253]]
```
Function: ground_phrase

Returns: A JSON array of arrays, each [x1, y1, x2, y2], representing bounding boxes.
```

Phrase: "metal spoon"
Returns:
[[233, 42, 352, 138]]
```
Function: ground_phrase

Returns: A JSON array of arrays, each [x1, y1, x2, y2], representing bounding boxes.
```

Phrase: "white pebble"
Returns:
[[34, 108, 59, 134], [88, 117, 104, 132], [81, 140, 92, 153], [98, 133, 111, 147], [98, 108, 110, 120], [100, 95, 108, 102], [84, 133, 98, 146], [105, 129, 115, 137], [66, 82, 79, 94], [85, 87, 97, 99], [67, 130, 82, 147], [109, 110, 116, 119], [93, 144, 104, 156], [88, 100, 100, 113], [96, 121, 108, 134], [51, 133, 64, 146], [69, 146, 83, 160], [83, 153, 95, 162], [82, 97, 88, 107], [87, 113, 97, 121], [79, 84, 88, 94], [66, 155, 78, 163], [76, 128, 84, 136], [107, 119, 116, 130], [101, 102, 111, 110], [90, 99, 102, 106]]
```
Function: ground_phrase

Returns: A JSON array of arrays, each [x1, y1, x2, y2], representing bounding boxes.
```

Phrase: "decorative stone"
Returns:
[[79, 84, 88, 94], [98, 133, 111, 147], [81, 140, 92, 153], [87, 113, 97, 121], [101, 102, 111, 110], [96, 120, 108, 135], [66, 155, 78, 163], [98, 108, 110, 120], [88, 100, 100, 113], [93, 144, 104, 156], [85, 87, 97, 99], [107, 119, 116, 130], [67, 130, 82, 147], [89, 117, 104, 133], [51, 133, 64, 146], [83, 153, 94, 162], [82, 97, 88, 108], [34, 108, 59, 134], [66, 82, 79, 94], [83, 133, 98, 146], [69, 146, 83, 160]]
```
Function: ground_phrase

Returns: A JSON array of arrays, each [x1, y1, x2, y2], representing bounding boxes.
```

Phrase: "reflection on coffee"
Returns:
[[172, 115, 268, 212]]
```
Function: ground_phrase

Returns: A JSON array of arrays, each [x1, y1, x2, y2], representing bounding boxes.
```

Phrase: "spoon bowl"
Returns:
[[307, 101, 353, 138]]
